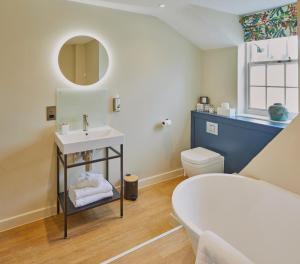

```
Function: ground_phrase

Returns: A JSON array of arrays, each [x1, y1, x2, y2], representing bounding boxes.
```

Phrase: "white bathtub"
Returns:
[[172, 174, 300, 264]]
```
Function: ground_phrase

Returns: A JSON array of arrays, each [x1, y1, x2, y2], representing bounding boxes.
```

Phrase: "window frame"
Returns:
[[245, 41, 298, 116]]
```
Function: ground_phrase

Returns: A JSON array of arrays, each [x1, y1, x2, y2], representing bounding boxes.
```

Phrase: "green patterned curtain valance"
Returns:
[[240, 3, 297, 42]]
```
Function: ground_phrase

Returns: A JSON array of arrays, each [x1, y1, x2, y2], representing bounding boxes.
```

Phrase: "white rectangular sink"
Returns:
[[55, 126, 124, 154]]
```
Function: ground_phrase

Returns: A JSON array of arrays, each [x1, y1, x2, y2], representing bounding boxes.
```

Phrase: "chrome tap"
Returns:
[[83, 114, 89, 132]]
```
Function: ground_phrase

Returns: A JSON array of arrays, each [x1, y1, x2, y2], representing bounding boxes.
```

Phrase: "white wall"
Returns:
[[241, 115, 300, 195], [201, 47, 238, 108], [0, 0, 203, 230]]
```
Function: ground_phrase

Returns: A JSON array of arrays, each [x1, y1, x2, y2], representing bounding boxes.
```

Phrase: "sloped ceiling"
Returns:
[[67, 0, 296, 50]]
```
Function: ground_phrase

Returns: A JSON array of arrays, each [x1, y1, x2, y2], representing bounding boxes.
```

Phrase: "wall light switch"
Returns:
[[47, 106, 56, 121], [206, 121, 218, 136]]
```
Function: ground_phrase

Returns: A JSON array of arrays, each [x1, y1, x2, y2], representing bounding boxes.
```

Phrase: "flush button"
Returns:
[[46, 106, 56, 121], [206, 121, 218, 136]]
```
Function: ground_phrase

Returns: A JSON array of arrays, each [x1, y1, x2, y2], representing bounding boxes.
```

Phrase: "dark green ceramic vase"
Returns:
[[268, 103, 289, 121]]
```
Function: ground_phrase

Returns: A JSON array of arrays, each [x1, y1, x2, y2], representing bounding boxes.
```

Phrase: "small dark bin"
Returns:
[[124, 175, 138, 201]]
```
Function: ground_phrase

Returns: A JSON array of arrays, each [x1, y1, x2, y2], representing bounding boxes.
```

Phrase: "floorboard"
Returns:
[[0, 176, 193, 264], [111, 228, 195, 264]]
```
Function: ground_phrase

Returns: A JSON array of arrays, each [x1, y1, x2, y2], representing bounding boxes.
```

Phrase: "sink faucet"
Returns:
[[83, 114, 89, 132]]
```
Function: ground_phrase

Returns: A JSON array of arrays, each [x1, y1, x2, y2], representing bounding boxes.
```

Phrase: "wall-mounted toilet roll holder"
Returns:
[[162, 118, 172, 127]]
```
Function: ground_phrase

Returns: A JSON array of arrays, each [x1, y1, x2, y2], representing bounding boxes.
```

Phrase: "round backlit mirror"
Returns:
[[58, 35, 109, 86]]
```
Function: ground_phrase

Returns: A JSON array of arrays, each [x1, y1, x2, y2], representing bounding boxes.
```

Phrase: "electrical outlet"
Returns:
[[46, 106, 56, 121], [206, 122, 218, 136]]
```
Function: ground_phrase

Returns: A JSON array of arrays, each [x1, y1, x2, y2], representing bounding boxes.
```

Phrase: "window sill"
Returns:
[[238, 113, 292, 125], [193, 111, 288, 129]]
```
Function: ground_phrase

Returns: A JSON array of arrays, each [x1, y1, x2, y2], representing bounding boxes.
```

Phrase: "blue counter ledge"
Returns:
[[191, 111, 286, 174], [192, 111, 288, 129]]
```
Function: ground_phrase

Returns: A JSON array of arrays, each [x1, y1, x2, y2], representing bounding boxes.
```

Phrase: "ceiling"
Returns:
[[68, 0, 296, 50]]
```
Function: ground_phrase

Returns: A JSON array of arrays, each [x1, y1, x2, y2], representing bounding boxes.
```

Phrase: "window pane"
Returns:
[[287, 36, 298, 60], [267, 64, 284, 86], [286, 63, 298, 87], [267, 87, 285, 108], [286, 88, 299, 113], [250, 65, 265, 86], [250, 86, 266, 109], [250, 40, 269, 62], [269, 37, 287, 60]]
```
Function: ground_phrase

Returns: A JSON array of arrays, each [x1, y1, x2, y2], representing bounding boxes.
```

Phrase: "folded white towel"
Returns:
[[69, 177, 113, 201], [69, 191, 114, 208], [73, 172, 103, 189], [196, 231, 254, 264]]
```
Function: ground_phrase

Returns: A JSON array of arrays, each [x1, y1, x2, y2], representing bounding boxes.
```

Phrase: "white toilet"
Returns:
[[181, 147, 224, 177]]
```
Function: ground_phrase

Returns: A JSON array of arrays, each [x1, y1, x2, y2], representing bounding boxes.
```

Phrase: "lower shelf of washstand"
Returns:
[[58, 186, 120, 216]]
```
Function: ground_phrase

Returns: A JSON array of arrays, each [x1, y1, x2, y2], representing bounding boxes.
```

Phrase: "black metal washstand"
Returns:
[[56, 145, 124, 238]]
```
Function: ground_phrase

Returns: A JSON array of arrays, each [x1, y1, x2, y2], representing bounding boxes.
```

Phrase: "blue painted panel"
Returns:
[[191, 111, 286, 173]]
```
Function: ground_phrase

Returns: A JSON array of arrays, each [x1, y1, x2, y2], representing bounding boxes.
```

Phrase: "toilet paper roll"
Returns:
[[162, 119, 172, 127]]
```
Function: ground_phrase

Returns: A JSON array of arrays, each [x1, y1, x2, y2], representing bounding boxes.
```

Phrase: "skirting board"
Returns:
[[0, 206, 57, 233], [138, 168, 184, 188], [0, 168, 184, 233]]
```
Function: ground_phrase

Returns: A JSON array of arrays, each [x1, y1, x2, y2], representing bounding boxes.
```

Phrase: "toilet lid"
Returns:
[[181, 147, 222, 165]]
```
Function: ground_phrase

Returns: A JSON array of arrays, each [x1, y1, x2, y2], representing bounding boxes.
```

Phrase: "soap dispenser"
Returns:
[[113, 94, 121, 112]]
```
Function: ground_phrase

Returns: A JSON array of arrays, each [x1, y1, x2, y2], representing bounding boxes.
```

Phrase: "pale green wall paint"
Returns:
[[201, 47, 238, 108], [0, 0, 202, 222]]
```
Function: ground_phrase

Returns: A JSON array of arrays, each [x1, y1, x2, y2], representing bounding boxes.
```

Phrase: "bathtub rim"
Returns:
[[172, 173, 300, 238], [171, 173, 261, 238]]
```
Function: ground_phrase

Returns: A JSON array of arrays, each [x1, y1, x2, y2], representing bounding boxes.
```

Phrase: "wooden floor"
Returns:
[[113, 228, 195, 264], [0, 176, 194, 264]]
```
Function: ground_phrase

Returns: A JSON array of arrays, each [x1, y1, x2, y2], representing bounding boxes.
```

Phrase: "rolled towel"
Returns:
[[73, 172, 102, 189], [69, 191, 113, 208], [196, 231, 254, 264], [69, 177, 113, 201]]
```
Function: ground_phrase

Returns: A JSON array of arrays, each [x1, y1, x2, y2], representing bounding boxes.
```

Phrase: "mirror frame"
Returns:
[[54, 33, 111, 89]]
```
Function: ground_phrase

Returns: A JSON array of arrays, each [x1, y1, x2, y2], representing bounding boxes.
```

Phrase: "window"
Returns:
[[246, 36, 299, 116]]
